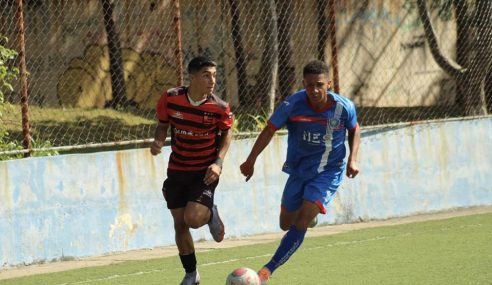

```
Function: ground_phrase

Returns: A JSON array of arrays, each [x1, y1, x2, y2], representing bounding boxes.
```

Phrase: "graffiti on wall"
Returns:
[[57, 45, 177, 109]]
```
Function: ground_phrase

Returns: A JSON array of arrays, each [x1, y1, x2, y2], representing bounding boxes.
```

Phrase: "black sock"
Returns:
[[179, 252, 197, 273]]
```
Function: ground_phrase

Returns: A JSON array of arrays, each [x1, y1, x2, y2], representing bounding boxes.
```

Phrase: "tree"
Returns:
[[0, 36, 18, 138], [228, 0, 248, 107], [417, 0, 492, 115], [0, 35, 21, 158], [276, 1, 295, 101], [101, 0, 128, 109]]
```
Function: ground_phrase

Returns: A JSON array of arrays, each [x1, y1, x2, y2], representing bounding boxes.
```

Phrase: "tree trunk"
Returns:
[[486, 68, 492, 113], [458, 0, 492, 115], [101, 0, 127, 109], [276, 1, 295, 101], [228, 0, 248, 107], [254, 0, 279, 113], [316, 0, 328, 60], [453, 0, 470, 109], [418, 0, 490, 116]]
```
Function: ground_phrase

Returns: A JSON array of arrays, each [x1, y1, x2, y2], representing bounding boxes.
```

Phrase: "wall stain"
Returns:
[[116, 152, 127, 213], [109, 152, 140, 248], [1, 165, 13, 215]]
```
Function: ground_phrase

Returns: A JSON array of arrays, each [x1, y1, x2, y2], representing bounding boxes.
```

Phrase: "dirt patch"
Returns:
[[1, 206, 491, 280]]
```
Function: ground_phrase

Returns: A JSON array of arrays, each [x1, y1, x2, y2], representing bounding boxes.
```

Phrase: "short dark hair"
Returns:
[[303, 60, 330, 77], [187, 56, 217, 74]]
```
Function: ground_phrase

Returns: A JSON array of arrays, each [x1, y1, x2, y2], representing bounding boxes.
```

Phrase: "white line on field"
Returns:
[[58, 223, 486, 285], [54, 234, 404, 285]]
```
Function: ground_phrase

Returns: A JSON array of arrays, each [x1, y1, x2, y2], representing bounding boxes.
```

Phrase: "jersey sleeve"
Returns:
[[268, 97, 294, 129], [345, 100, 358, 130], [156, 92, 169, 123], [218, 103, 234, 130]]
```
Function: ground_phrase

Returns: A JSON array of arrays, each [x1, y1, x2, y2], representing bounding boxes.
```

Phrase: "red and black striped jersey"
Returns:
[[156, 86, 234, 171]]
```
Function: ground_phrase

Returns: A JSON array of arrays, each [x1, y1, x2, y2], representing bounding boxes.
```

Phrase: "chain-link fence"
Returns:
[[1, 0, 491, 157]]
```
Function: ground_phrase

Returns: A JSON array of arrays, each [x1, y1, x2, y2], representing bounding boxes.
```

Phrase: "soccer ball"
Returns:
[[225, 267, 261, 285]]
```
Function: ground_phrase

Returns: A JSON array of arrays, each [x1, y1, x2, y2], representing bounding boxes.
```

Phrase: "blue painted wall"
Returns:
[[1, 118, 491, 268]]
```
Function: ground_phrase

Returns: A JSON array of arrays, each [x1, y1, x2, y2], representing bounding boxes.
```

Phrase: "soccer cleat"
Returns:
[[308, 215, 318, 228], [257, 267, 271, 285], [180, 270, 200, 285], [208, 205, 225, 242]]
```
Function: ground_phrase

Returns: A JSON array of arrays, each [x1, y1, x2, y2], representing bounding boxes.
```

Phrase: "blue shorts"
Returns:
[[281, 168, 344, 214]]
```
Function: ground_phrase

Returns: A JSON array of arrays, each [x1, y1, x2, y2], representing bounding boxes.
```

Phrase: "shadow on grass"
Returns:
[[6, 115, 155, 154]]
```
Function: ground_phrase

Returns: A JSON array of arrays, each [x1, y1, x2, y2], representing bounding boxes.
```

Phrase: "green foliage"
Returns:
[[0, 35, 58, 160], [233, 111, 270, 133], [0, 35, 19, 152], [0, 36, 18, 100]]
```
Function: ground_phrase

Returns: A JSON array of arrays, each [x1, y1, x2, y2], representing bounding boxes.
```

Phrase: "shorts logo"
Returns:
[[203, 189, 213, 198]]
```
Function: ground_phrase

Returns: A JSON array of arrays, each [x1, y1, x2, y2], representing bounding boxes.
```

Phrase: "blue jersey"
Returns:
[[269, 90, 358, 177]]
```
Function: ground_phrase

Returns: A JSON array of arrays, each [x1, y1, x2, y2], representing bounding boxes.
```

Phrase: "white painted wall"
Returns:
[[1, 118, 491, 268]]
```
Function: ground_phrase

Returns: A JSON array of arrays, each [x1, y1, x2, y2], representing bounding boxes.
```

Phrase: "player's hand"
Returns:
[[240, 160, 255, 182], [346, 159, 359, 178], [150, 140, 163, 156], [204, 163, 221, 185]]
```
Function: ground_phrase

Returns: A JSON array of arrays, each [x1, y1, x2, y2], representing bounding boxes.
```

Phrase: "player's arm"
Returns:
[[216, 128, 233, 166], [150, 121, 169, 156], [346, 123, 360, 178], [240, 123, 277, 181], [204, 128, 233, 185]]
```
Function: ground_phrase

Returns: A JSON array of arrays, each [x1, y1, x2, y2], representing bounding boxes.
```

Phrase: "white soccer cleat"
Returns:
[[180, 270, 200, 285]]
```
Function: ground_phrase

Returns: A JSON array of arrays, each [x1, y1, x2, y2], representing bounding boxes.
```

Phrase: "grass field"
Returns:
[[1, 212, 491, 285]]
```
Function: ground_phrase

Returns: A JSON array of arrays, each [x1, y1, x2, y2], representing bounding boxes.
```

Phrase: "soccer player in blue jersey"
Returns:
[[240, 60, 360, 284]]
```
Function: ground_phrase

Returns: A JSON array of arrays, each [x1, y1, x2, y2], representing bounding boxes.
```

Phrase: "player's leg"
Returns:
[[279, 206, 317, 230], [258, 175, 306, 283], [170, 207, 201, 285], [279, 207, 298, 231], [163, 172, 200, 285], [184, 202, 210, 229], [278, 175, 304, 231], [259, 200, 318, 282], [186, 171, 224, 242], [258, 171, 342, 283]]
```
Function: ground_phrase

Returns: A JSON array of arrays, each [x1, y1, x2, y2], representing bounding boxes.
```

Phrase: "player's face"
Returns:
[[190, 66, 217, 95], [303, 73, 331, 108]]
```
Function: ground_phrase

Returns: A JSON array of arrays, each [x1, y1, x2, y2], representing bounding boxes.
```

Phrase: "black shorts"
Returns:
[[162, 169, 218, 209]]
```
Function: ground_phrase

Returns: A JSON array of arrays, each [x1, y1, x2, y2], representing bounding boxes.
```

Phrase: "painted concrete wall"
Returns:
[[1, 118, 491, 268]]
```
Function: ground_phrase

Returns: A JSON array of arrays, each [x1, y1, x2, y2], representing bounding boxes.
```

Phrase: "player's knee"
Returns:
[[174, 221, 189, 233], [280, 223, 290, 231], [184, 213, 207, 229]]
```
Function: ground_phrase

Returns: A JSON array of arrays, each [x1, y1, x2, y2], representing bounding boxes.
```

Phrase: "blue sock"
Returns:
[[265, 225, 306, 274]]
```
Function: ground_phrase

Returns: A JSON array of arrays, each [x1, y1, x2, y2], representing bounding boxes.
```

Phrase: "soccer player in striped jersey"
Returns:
[[150, 56, 234, 285], [240, 60, 360, 284]]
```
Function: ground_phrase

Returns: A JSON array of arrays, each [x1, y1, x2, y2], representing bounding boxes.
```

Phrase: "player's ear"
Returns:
[[188, 73, 195, 84]]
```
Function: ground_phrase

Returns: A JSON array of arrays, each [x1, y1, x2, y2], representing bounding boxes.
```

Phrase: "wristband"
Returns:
[[214, 157, 223, 167]]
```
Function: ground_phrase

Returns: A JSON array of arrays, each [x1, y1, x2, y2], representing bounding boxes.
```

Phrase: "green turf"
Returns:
[[2, 213, 491, 285]]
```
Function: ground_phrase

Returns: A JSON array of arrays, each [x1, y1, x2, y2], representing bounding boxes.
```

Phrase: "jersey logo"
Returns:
[[203, 112, 216, 124], [329, 118, 340, 129], [171, 111, 184, 119]]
